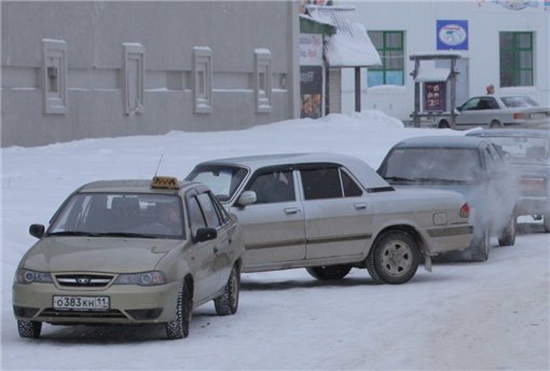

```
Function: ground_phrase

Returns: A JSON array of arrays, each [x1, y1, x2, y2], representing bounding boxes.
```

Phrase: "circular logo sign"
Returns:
[[438, 24, 467, 46]]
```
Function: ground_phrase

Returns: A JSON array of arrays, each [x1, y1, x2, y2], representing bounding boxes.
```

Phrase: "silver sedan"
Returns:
[[186, 153, 473, 285], [435, 95, 550, 129]]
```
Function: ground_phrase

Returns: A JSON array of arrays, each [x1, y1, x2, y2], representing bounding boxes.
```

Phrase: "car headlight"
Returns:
[[15, 269, 54, 284], [114, 271, 168, 286]]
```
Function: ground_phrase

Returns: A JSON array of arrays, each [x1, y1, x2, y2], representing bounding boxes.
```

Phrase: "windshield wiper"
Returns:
[[48, 231, 100, 237], [385, 176, 471, 185], [383, 176, 416, 183], [93, 232, 159, 239]]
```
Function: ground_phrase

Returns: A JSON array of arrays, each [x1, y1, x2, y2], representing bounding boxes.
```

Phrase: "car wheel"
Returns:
[[498, 215, 517, 246], [470, 224, 490, 262], [166, 280, 192, 339], [305, 264, 352, 281], [214, 263, 241, 316], [543, 213, 550, 233], [438, 120, 450, 129], [17, 320, 42, 339], [366, 230, 420, 284], [489, 120, 502, 128]]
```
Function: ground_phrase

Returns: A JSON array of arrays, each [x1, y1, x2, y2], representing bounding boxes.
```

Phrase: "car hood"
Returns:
[[20, 237, 183, 273]]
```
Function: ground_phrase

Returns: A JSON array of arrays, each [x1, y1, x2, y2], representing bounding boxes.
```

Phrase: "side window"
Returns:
[[247, 169, 295, 204], [188, 196, 207, 235], [207, 191, 230, 225], [301, 167, 342, 200], [341, 171, 363, 197], [197, 193, 222, 228]]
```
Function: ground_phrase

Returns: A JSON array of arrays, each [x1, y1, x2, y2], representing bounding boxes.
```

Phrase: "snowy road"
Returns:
[[2, 115, 548, 370], [2, 221, 548, 371]]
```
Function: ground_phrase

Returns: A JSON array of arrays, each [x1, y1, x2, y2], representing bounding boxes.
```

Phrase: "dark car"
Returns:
[[435, 95, 550, 130], [377, 136, 518, 261], [467, 128, 550, 232]]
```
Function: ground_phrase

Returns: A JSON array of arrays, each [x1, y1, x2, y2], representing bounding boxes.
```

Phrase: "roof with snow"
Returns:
[[306, 6, 381, 68]]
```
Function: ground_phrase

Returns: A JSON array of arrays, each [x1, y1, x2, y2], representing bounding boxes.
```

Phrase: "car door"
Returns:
[[298, 164, 374, 260], [457, 97, 495, 128], [185, 191, 221, 303], [230, 167, 306, 271]]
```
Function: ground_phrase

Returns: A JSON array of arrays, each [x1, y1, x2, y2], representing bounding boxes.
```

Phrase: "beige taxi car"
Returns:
[[12, 176, 244, 339], [186, 153, 473, 284]]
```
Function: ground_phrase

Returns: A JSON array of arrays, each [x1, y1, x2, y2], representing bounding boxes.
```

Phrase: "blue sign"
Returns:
[[437, 20, 468, 50]]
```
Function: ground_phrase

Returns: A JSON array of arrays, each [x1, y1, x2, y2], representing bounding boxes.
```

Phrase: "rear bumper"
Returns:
[[425, 224, 473, 255]]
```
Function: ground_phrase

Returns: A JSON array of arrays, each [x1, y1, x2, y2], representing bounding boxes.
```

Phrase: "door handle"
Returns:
[[284, 207, 300, 214], [213, 246, 219, 255], [354, 203, 367, 210]]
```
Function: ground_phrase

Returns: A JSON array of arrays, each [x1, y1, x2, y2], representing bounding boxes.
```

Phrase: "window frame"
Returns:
[[499, 31, 534, 87], [367, 30, 405, 87]]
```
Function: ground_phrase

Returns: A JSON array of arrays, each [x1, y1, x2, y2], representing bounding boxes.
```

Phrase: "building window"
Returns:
[[123, 43, 145, 115], [193, 46, 213, 114], [500, 32, 534, 87], [367, 31, 404, 87], [43, 39, 67, 114], [255, 49, 272, 113]]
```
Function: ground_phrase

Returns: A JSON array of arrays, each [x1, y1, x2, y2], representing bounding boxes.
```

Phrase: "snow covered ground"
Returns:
[[2, 111, 549, 370]]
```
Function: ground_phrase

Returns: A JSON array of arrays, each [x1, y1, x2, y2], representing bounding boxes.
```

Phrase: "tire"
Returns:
[[489, 120, 502, 128], [498, 215, 517, 246], [166, 280, 192, 340], [214, 264, 241, 316], [305, 264, 352, 281], [470, 224, 490, 262], [543, 212, 550, 233], [365, 230, 420, 284], [438, 120, 450, 129], [17, 320, 42, 339]]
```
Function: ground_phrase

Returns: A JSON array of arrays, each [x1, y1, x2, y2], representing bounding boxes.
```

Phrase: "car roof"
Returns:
[[391, 135, 488, 149], [195, 152, 391, 190], [466, 128, 550, 138], [77, 179, 201, 194]]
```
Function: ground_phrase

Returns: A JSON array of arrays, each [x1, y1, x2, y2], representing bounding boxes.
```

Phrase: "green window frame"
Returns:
[[367, 31, 404, 87], [499, 32, 534, 87]]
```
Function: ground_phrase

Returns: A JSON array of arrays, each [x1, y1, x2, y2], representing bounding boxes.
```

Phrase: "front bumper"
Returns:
[[12, 281, 180, 325]]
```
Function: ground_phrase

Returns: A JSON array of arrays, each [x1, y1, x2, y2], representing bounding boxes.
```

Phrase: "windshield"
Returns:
[[185, 165, 248, 201], [484, 136, 549, 163], [49, 193, 185, 239], [382, 148, 482, 183]]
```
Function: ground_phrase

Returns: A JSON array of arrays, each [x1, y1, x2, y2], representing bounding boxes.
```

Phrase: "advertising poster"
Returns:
[[300, 66, 323, 119], [424, 82, 446, 112]]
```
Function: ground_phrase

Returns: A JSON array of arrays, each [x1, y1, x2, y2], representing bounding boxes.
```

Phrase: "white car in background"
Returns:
[[186, 153, 473, 285], [435, 95, 550, 129]]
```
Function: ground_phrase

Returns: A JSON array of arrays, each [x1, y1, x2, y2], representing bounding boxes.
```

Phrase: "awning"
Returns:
[[414, 66, 451, 82], [307, 6, 381, 68]]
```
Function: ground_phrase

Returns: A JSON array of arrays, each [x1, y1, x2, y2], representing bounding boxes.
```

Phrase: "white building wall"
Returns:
[[340, 0, 550, 123]]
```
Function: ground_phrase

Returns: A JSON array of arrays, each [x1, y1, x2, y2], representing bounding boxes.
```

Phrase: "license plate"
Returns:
[[530, 113, 547, 120], [53, 296, 110, 311]]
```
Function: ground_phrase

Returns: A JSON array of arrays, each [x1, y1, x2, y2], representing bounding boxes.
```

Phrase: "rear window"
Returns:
[[382, 148, 482, 183]]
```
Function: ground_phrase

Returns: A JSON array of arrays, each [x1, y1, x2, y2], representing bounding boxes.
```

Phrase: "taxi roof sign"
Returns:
[[151, 176, 180, 190]]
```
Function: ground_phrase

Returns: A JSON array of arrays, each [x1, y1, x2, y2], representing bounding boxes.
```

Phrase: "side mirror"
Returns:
[[29, 224, 45, 238], [236, 190, 257, 207], [194, 227, 217, 243]]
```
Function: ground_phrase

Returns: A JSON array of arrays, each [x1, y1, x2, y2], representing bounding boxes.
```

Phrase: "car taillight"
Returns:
[[459, 203, 470, 218], [513, 112, 527, 120]]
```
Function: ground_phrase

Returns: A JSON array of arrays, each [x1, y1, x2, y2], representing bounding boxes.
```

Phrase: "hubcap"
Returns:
[[381, 241, 412, 277]]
